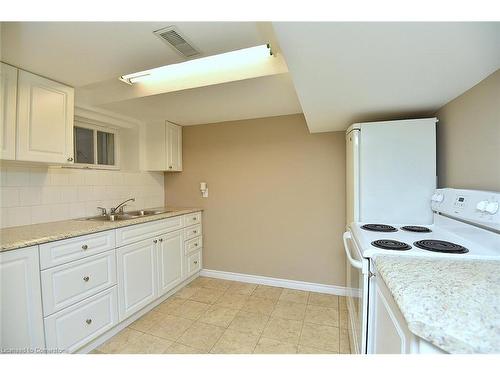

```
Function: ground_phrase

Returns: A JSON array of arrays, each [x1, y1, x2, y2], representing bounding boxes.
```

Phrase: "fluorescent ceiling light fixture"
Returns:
[[119, 44, 274, 85]]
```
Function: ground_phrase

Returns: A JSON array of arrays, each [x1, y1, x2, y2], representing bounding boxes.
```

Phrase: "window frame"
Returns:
[[73, 119, 120, 170]]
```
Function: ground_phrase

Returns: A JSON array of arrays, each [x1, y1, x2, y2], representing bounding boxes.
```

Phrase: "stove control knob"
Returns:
[[432, 193, 444, 203], [476, 200, 488, 212], [485, 202, 499, 215]]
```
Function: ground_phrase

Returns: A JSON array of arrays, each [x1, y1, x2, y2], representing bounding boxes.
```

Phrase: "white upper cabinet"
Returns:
[[144, 121, 182, 171], [166, 122, 182, 171], [0, 63, 18, 160], [16, 69, 74, 164]]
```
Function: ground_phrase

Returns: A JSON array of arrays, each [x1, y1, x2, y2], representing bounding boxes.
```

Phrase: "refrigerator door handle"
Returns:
[[343, 232, 363, 269]]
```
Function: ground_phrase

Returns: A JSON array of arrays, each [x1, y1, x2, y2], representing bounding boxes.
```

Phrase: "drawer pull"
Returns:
[[153, 239, 158, 244], [194, 261, 198, 265], [192, 217, 197, 221], [193, 230, 197, 234], [81, 244, 88, 250], [86, 319, 92, 325], [83, 276, 90, 282], [194, 243, 198, 247], [159, 238, 163, 242]]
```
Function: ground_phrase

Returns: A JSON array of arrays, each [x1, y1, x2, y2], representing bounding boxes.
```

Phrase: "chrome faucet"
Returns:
[[110, 198, 135, 214]]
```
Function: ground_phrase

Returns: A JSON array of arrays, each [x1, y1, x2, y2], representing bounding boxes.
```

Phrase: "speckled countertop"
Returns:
[[374, 255, 500, 354], [0, 207, 202, 252]]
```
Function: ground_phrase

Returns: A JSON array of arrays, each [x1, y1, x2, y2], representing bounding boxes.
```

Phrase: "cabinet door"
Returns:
[[157, 230, 184, 296], [166, 122, 182, 171], [0, 63, 18, 160], [144, 121, 167, 171], [16, 69, 74, 164], [369, 274, 413, 354], [116, 239, 157, 321], [0, 246, 45, 351]]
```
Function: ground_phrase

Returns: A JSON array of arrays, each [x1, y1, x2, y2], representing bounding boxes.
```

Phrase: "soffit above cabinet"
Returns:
[[97, 73, 302, 125], [273, 22, 500, 132]]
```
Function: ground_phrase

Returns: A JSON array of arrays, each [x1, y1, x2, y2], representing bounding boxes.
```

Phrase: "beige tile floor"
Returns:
[[93, 277, 352, 354]]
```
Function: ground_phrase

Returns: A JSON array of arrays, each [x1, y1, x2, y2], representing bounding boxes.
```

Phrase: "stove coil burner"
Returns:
[[371, 239, 412, 251], [361, 224, 397, 232], [413, 240, 469, 254], [401, 226, 432, 233]]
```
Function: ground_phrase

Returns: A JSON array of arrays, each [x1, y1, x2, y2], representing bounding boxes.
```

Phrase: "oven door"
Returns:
[[343, 231, 369, 354]]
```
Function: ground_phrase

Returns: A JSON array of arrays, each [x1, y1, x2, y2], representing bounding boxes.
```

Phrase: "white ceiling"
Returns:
[[3, 22, 500, 130], [273, 22, 500, 132], [1, 22, 267, 87], [99, 73, 302, 125]]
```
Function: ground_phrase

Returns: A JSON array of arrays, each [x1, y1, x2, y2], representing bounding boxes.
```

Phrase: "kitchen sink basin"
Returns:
[[83, 209, 173, 222]]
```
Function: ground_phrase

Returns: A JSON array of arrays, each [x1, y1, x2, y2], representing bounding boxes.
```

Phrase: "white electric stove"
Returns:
[[343, 188, 500, 354]]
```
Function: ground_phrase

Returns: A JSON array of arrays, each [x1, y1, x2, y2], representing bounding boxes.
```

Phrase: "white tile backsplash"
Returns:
[[0, 165, 165, 228]]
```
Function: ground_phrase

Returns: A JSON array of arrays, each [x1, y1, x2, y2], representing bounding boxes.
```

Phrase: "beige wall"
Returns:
[[165, 114, 346, 286], [436, 69, 500, 191]]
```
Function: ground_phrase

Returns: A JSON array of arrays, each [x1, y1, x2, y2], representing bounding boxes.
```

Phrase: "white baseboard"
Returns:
[[200, 269, 349, 296]]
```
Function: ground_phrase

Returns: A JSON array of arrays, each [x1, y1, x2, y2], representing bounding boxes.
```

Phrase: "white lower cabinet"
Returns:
[[116, 238, 157, 321], [0, 246, 45, 352], [44, 287, 118, 353], [0, 211, 203, 354], [157, 230, 184, 297], [41, 250, 117, 316], [368, 263, 445, 354], [186, 249, 202, 278]]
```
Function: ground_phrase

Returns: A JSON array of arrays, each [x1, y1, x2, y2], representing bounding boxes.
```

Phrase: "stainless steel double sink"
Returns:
[[84, 209, 173, 222]]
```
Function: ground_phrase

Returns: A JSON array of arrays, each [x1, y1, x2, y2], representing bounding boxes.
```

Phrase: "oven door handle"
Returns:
[[343, 232, 363, 269]]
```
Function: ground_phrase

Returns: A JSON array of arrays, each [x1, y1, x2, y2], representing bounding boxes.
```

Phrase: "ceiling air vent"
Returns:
[[154, 26, 200, 58]]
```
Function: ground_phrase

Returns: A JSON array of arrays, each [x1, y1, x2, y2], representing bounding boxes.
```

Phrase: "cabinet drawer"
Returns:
[[186, 250, 202, 277], [44, 287, 118, 353], [184, 224, 202, 240], [184, 236, 202, 254], [41, 250, 116, 316], [39, 230, 115, 270], [115, 216, 183, 247], [183, 212, 201, 227]]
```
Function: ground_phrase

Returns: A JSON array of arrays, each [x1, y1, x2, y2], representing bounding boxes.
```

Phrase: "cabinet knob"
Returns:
[[194, 243, 198, 247], [82, 244, 88, 250], [67, 157, 74, 162], [159, 238, 163, 242], [86, 319, 92, 325], [153, 239, 158, 244], [193, 217, 197, 221], [83, 276, 90, 282], [168, 166, 172, 169], [193, 230, 197, 234], [194, 261, 198, 265]]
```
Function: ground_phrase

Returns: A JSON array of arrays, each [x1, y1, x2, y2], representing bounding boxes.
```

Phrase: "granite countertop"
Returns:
[[0, 207, 203, 252], [374, 255, 500, 354]]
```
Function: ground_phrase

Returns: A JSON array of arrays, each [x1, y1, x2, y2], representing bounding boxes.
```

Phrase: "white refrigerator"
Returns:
[[344, 117, 437, 354], [346, 117, 437, 227]]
